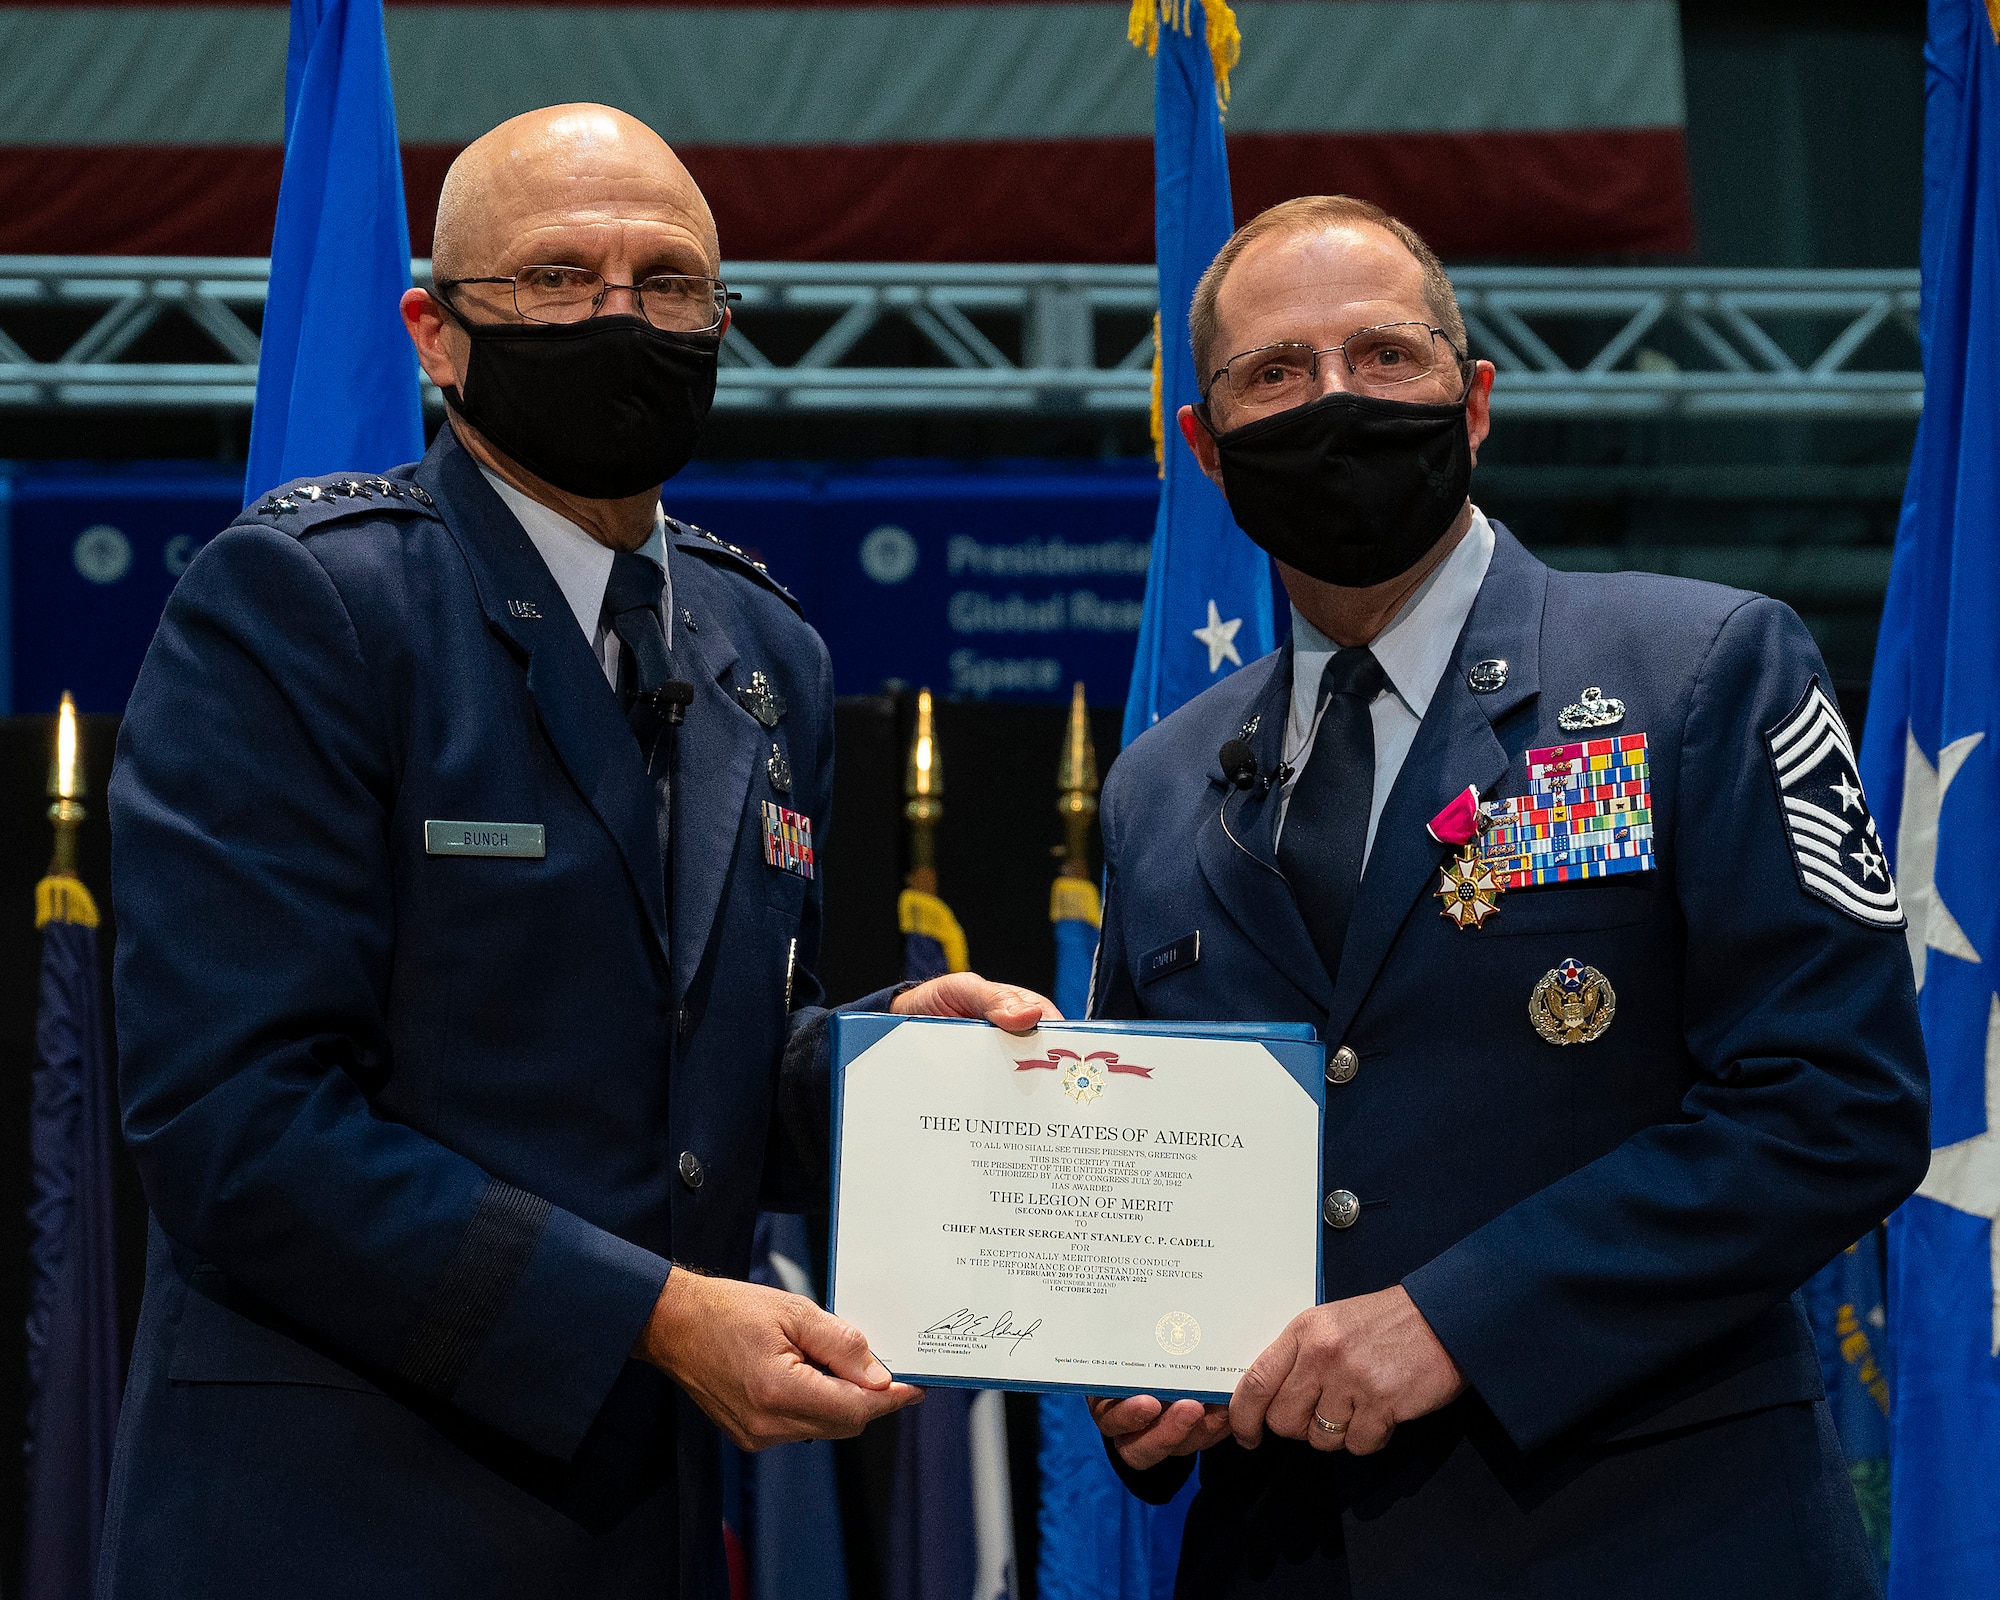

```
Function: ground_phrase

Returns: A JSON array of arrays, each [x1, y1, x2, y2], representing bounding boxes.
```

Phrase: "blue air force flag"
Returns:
[[1856, 1, 2000, 1592], [1120, 0, 1273, 747]]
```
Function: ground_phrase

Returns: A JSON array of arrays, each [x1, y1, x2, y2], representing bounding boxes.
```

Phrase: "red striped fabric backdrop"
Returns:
[[0, 0, 1694, 260]]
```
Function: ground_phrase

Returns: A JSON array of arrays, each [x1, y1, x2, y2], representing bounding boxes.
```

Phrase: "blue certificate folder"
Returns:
[[827, 1014, 1326, 1401]]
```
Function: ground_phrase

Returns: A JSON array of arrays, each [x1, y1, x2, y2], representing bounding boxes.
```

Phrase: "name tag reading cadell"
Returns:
[[828, 1014, 1325, 1401], [424, 821, 546, 859]]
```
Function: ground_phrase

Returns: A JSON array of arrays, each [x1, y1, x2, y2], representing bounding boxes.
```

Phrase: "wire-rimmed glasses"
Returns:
[[434, 266, 732, 334], [1206, 323, 1469, 414]]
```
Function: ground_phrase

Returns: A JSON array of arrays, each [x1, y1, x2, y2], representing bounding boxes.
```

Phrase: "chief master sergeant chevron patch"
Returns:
[[1764, 677, 1905, 928]]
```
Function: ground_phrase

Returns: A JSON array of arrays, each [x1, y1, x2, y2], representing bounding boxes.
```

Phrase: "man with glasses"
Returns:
[[102, 104, 1053, 1600], [1084, 196, 1926, 1596]]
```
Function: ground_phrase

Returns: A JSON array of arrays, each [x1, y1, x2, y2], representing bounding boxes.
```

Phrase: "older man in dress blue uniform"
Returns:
[[1087, 195, 1930, 1597], [100, 105, 1050, 1600]]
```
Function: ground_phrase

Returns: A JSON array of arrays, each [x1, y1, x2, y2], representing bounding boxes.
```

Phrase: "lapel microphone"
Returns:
[[652, 680, 695, 727], [1219, 737, 1296, 794], [633, 680, 697, 774]]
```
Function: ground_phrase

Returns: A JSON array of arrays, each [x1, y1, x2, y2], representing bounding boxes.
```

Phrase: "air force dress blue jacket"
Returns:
[[1093, 524, 1929, 1598], [100, 427, 872, 1600]]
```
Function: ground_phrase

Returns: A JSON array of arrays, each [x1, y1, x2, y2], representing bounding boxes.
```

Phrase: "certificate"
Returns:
[[828, 1014, 1324, 1401]]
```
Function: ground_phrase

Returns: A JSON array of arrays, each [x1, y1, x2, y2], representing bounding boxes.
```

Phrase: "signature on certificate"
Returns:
[[919, 1307, 1043, 1352]]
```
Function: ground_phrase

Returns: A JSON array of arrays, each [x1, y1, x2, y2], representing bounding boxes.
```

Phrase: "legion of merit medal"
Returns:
[[1530, 958, 1616, 1045], [1437, 846, 1503, 929]]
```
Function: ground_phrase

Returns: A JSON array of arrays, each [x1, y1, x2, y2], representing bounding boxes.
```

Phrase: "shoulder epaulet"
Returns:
[[245, 475, 443, 538], [669, 520, 802, 615]]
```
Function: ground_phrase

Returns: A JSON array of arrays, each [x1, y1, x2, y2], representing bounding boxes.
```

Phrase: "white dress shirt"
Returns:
[[480, 468, 672, 689], [1275, 507, 1496, 864]]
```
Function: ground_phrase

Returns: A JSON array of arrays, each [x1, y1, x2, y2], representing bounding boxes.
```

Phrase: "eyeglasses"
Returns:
[[433, 266, 735, 334], [1205, 323, 1469, 411]]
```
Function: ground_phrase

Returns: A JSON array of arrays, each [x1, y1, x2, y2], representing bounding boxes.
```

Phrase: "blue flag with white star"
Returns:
[[1857, 1, 2000, 1591], [244, 0, 423, 506], [1120, 0, 1273, 748]]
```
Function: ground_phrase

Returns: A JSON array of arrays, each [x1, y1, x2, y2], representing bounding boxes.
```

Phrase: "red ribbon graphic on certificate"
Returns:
[[1014, 1048, 1152, 1078]]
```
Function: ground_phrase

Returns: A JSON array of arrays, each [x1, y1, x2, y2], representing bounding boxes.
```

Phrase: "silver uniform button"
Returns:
[[678, 1150, 705, 1190], [1327, 1046, 1360, 1085], [1323, 1189, 1360, 1229]]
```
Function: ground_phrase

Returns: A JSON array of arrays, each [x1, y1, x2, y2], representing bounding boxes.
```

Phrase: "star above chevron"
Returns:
[[1193, 599, 1244, 674]]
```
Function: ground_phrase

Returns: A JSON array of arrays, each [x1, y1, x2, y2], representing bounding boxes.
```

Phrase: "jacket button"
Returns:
[[678, 1151, 705, 1190], [1326, 1046, 1360, 1085], [1323, 1189, 1360, 1229]]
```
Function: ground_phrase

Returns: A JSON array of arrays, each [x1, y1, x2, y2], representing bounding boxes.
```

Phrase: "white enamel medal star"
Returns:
[[1436, 846, 1502, 929]]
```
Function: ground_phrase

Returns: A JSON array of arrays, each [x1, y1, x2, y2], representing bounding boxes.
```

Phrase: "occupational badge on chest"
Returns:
[[1436, 847, 1503, 929], [737, 671, 787, 729], [1530, 958, 1616, 1045]]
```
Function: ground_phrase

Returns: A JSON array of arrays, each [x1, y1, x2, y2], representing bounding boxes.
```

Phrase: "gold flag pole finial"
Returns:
[[38, 692, 100, 928], [900, 689, 969, 972], [903, 688, 943, 896], [1050, 683, 1104, 930], [1056, 682, 1099, 878]]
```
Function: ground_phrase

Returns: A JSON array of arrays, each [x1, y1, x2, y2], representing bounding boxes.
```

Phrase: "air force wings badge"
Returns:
[[1764, 677, 1904, 928]]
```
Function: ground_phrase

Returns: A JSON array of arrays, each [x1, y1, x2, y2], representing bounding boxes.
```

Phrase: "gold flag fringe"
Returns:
[[36, 874, 100, 929], [898, 887, 969, 974], [1129, 0, 1241, 115], [1149, 312, 1165, 477], [1049, 876, 1103, 930]]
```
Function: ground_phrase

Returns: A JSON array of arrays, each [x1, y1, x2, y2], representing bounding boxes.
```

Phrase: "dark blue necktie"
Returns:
[[600, 550, 674, 885], [1277, 645, 1387, 987], [602, 550, 673, 726]]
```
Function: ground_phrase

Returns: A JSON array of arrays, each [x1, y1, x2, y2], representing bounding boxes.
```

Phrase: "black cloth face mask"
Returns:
[[1207, 389, 1473, 588], [439, 306, 719, 499]]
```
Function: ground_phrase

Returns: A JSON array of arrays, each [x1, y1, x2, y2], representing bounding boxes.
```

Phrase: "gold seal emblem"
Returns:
[[1155, 1311, 1201, 1355], [1062, 1055, 1104, 1105], [1530, 958, 1616, 1045], [1436, 846, 1502, 930]]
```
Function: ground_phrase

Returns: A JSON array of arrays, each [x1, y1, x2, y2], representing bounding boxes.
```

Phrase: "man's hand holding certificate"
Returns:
[[828, 1015, 1325, 1402]]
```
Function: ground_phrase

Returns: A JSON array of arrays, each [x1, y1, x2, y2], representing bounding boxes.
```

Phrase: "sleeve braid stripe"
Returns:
[[396, 1182, 552, 1398]]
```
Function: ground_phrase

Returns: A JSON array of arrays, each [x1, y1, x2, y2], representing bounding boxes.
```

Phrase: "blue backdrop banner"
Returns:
[[1, 459, 1159, 714]]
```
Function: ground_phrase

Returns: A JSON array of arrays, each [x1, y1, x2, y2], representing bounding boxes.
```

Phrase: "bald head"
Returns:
[[433, 105, 718, 287]]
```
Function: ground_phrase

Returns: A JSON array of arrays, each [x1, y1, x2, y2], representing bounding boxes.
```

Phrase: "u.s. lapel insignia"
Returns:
[[737, 671, 787, 728], [767, 743, 793, 793], [1437, 847, 1503, 929], [1530, 958, 1616, 1045], [506, 599, 541, 620], [1558, 686, 1626, 733]]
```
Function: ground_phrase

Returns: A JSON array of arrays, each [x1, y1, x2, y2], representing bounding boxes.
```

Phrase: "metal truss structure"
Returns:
[[0, 257, 1920, 420]]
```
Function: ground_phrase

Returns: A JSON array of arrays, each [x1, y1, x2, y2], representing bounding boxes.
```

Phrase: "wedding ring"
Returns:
[[1312, 1413, 1347, 1436]]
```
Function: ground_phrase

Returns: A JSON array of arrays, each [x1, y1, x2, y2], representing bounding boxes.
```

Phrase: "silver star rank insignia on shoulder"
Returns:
[[1436, 846, 1502, 929], [1530, 958, 1616, 1045], [737, 671, 787, 728]]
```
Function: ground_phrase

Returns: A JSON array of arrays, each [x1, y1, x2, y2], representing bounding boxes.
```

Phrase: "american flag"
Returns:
[[0, 0, 1693, 260]]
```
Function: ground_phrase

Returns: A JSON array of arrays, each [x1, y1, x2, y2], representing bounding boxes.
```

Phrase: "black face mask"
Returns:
[[1207, 389, 1472, 588], [441, 308, 719, 499]]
